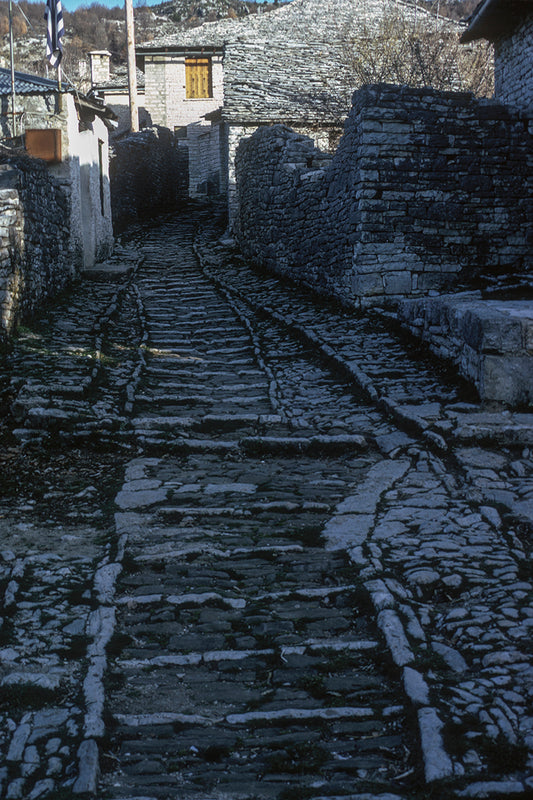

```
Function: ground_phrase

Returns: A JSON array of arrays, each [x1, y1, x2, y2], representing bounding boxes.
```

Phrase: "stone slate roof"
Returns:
[[139, 0, 459, 124], [224, 0, 458, 124], [137, 9, 260, 49], [95, 67, 146, 92], [460, 0, 533, 43], [0, 68, 67, 95], [140, 0, 436, 50]]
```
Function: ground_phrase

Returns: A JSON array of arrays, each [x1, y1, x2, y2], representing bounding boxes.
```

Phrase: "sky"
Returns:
[[61, 0, 161, 9], [60, 0, 276, 11]]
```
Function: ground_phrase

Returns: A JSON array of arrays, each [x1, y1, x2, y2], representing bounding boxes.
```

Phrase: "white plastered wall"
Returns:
[[51, 94, 113, 269]]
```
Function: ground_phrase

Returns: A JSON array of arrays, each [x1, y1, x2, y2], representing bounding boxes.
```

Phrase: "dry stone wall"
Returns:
[[0, 158, 72, 344], [235, 84, 532, 309], [109, 126, 188, 232], [235, 125, 339, 292]]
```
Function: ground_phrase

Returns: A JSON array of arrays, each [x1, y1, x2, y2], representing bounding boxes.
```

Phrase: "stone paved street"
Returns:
[[0, 209, 532, 800]]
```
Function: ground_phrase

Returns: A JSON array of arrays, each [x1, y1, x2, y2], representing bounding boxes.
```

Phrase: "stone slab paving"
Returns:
[[0, 244, 143, 799], [193, 221, 533, 796], [195, 228, 533, 523], [102, 454, 414, 800], [0, 210, 532, 799], [98, 215, 418, 799], [7, 242, 142, 450], [0, 446, 127, 800]]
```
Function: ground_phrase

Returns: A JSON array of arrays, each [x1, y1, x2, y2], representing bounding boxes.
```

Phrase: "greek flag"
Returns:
[[44, 0, 64, 68]]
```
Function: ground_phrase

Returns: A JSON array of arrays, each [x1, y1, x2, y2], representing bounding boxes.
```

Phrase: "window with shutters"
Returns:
[[185, 57, 212, 99]]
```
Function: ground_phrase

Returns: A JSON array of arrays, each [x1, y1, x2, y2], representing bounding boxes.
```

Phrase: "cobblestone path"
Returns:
[[0, 210, 532, 800]]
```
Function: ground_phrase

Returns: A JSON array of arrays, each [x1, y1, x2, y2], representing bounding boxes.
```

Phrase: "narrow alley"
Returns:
[[0, 209, 532, 800]]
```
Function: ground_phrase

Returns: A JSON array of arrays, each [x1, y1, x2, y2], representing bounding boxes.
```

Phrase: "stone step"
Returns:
[[132, 415, 196, 430], [139, 381, 268, 392], [117, 638, 381, 669], [134, 393, 269, 406], [154, 500, 331, 518]]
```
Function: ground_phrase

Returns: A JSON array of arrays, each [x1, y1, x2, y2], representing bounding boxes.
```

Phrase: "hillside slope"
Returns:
[[0, 0, 278, 88], [0, 0, 481, 91]]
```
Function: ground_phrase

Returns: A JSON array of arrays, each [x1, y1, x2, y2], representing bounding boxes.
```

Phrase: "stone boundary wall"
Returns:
[[110, 126, 189, 232], [0, 158, 72, 344], [235, 84, 532, 308]]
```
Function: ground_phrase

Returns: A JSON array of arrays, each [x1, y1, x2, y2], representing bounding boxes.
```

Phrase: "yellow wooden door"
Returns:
[[185, 58, 211, 99]]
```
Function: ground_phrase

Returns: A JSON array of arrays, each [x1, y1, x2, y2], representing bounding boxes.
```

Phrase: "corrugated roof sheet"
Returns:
[[0, 67, 117, 125], [0, 67, 67, 95]]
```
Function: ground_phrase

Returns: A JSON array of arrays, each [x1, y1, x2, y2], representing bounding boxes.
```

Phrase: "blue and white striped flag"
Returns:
[[44, 0, 64, 68]]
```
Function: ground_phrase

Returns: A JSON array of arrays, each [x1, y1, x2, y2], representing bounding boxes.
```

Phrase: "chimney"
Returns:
[[89, 50, 112, 87]]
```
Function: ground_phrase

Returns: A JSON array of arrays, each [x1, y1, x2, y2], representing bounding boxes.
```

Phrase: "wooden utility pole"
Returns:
[[125, 0, 139, 132]]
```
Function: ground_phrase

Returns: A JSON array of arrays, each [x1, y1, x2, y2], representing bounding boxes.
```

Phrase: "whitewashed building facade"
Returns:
[[0, 68, 115, 268]]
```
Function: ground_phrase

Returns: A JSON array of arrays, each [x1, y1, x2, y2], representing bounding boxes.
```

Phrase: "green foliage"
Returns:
[[297, 674, 328, 700], [202, 744, 232, 762], [105, 631, 133, 656]]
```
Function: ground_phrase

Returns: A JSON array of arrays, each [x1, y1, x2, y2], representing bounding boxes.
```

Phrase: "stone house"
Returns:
[[89, 43, 224, 195], [460, 0, 532, 114], [135, 43, 224, 134], [0, 68, 115, 268], [137, 41, 225, 196], [133, 0, 461, 204]]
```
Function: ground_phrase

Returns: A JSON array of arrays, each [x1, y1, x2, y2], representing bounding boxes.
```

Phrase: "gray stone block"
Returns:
[[398, 296, 533, 407]]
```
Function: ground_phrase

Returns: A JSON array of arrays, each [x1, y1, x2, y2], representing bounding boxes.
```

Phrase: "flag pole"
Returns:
[[8, 0, 16, 137], [57, 63, 62, 111]]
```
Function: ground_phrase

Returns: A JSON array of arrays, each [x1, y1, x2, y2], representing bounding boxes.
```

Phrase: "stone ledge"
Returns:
[[397, 293, 533, 406]]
